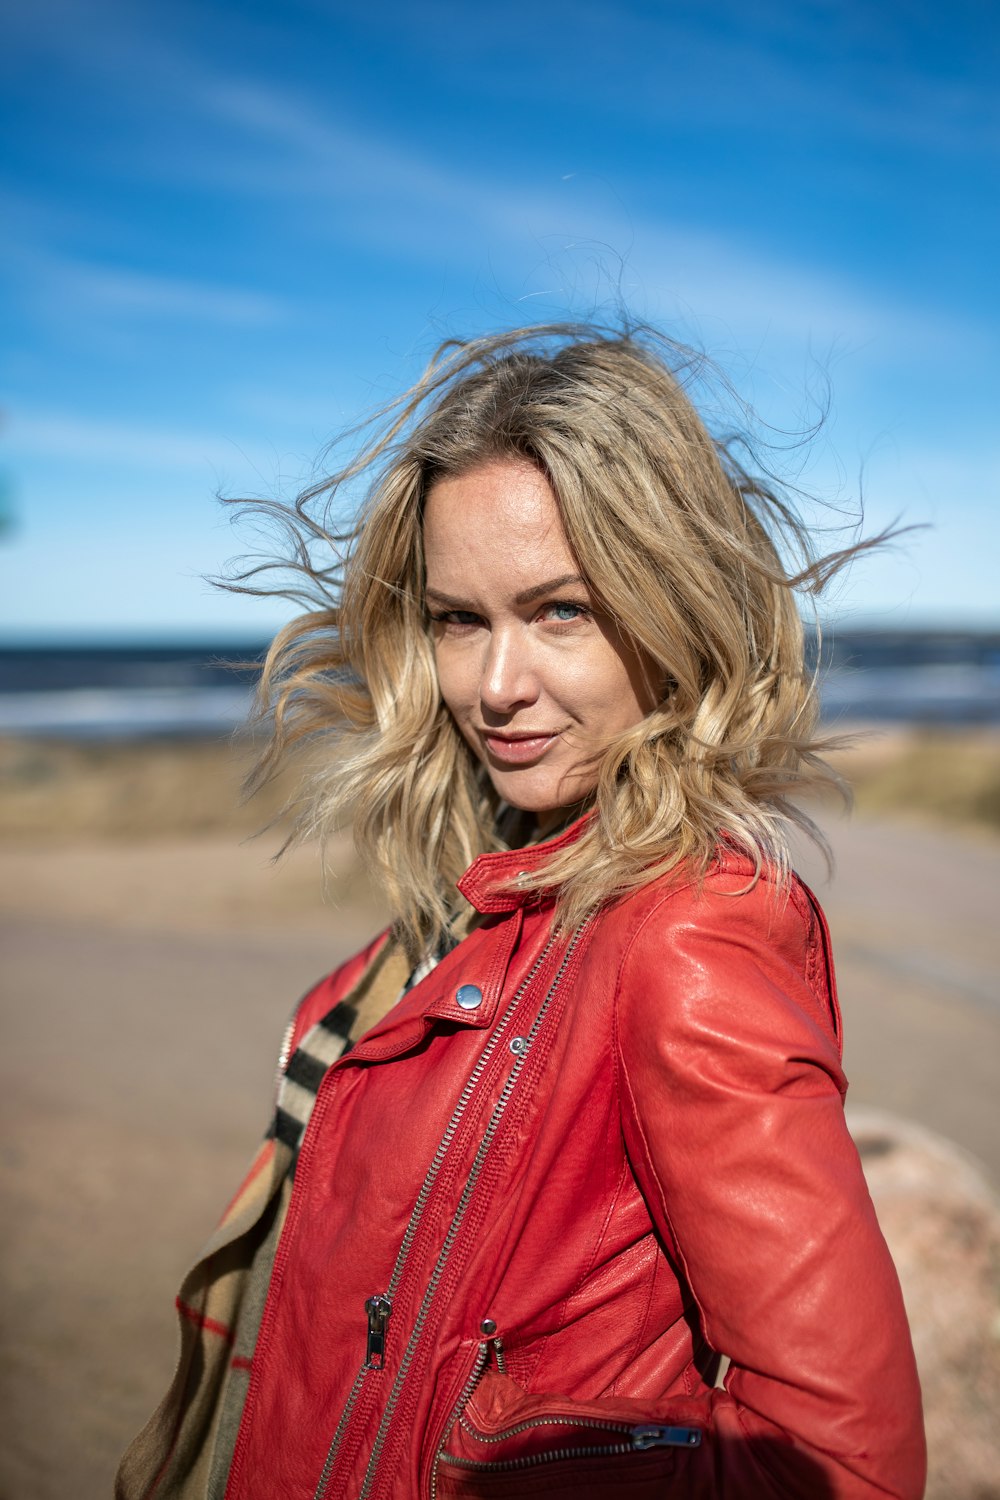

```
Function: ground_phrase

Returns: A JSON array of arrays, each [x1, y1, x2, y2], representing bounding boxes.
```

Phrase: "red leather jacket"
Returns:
[[221, 825, 924, 1499]]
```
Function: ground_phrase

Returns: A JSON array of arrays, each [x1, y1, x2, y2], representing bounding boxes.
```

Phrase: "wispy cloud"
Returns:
[[410, 0, 998, 160], [188, 73, 505, 223], [1, 224, 289, 329], [4, 408, 273, 472], [625, 223, 976, 358], [59, 261, 287, 326]]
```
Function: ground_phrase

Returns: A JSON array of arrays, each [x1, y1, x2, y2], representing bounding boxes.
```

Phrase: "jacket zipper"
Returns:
[[429, 1342, 491, 1500], [354, 919, 593, 1500], [311, 926, 565, 1500], [455, 1415, 702, 1454], [439, 1422, 700, 1471], [429, 1352, 699, 1494]]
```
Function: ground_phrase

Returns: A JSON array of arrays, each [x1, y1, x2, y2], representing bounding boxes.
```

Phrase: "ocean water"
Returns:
[[0, 633, 998, 738], [0, 645, 261, 738], [815, 630, 1000, 725]]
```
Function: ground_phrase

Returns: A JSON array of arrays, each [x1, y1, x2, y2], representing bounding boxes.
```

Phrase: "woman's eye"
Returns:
[[431, 609, 481, 627], [543, 601, 588, 623]]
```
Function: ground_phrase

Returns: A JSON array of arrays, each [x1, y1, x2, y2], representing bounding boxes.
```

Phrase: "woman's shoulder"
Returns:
[[605, 843, 819, 939], [593, 847, 839, 1046]]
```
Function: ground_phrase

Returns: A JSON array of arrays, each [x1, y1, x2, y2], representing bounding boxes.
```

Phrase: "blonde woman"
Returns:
[[118, 326, 925, 1500]]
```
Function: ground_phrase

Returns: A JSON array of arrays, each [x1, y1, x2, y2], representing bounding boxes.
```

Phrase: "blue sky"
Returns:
[[1, 0, 997, 640]]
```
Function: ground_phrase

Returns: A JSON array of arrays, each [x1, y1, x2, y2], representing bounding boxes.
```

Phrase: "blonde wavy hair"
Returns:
[[235, 323, 866, 956]]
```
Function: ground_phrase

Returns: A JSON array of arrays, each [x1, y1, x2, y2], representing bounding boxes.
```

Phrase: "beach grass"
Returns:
[[0, 734, 292, 842], [1, 725, 998, 845], [842, 728, 1000, 830]]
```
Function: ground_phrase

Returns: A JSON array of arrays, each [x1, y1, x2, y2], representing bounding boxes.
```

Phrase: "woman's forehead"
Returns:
[[423, 461, 578, 589]]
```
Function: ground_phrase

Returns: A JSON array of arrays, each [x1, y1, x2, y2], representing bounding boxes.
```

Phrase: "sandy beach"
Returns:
[[1, 731, 998, 1498]]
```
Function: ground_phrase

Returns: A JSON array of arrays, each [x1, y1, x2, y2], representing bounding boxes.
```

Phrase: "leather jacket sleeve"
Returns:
[[614, 872, 926, 1499]]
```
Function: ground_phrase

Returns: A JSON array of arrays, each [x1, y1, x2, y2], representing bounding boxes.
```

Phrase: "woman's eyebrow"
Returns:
[[424, 587, 471, 607], [424, 574, 588, 610], [514, 573, 587, 605]]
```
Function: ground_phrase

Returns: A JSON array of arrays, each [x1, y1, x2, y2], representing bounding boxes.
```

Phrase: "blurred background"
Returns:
[[1, 1, 998, 1496]]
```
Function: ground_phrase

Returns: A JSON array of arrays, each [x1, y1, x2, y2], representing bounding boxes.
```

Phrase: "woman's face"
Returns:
[[423, 459, 657, 825]]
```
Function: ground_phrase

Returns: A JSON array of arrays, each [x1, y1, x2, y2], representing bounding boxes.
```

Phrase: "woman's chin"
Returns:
[[487, 774, 592, 831]]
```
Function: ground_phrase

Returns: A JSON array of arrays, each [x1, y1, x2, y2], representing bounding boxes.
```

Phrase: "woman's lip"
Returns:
[[481, 731, 560, 764]]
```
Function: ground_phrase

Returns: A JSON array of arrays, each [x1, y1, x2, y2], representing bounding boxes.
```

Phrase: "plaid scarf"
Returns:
[[266, 913, 474, 1173]]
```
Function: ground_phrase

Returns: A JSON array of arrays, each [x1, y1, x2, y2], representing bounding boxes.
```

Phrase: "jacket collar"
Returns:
[[457, 811, 592, 914]]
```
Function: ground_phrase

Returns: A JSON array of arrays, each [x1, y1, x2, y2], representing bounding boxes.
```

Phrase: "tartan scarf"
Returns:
[[266, 909, 476, 1173]]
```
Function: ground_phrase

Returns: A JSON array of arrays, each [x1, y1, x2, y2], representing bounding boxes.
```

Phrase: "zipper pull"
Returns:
[[364, 1294, 392, 1370], [631, 1423, 702, 1449]]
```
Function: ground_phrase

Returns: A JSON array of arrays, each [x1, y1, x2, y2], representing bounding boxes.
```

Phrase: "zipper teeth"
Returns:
[[357, 919, 593, 1499], [311, 1365, 368, 1500], [311, 929, 559, 1500], [382, 933, 557, 1302], [439, 1442, 635, 1472], [429, 1343, 491, 1500], [458, 1414, 636, 1444]]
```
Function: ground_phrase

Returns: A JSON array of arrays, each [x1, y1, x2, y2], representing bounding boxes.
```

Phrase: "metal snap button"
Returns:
[[455, 983, 483, 1010], [480, 1317, 497, 1336], [509, 1035, 530, 1055]]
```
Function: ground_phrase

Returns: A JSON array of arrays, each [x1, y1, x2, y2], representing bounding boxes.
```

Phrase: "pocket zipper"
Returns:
[[458, 1414, 701, 1451], [442, 1414, 701, 1472], [430, 1346, 700, 1493]]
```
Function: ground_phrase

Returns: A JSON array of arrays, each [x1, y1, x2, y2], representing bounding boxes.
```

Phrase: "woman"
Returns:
[[118, 325, 925, 1499]]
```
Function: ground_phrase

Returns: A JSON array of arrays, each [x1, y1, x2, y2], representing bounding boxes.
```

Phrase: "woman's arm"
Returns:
[[614, 871, 926, 1500]]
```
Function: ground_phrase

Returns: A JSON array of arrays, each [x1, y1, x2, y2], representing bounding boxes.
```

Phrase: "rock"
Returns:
[[848, 1108, 1000, 1500]]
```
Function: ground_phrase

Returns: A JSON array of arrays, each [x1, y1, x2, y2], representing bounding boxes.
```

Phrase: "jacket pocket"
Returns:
[[431, 1369, 700, 1499]]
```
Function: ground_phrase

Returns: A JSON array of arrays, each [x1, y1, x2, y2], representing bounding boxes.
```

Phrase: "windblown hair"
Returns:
[[235, 323, 865, 957]]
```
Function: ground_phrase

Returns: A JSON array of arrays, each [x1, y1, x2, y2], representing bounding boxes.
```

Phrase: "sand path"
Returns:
[[793, 816, 999, 1177], [1, 815, 997, 1498]]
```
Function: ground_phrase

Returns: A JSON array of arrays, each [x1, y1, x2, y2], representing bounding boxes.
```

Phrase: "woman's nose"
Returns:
[[479, 628, 540, 715]]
